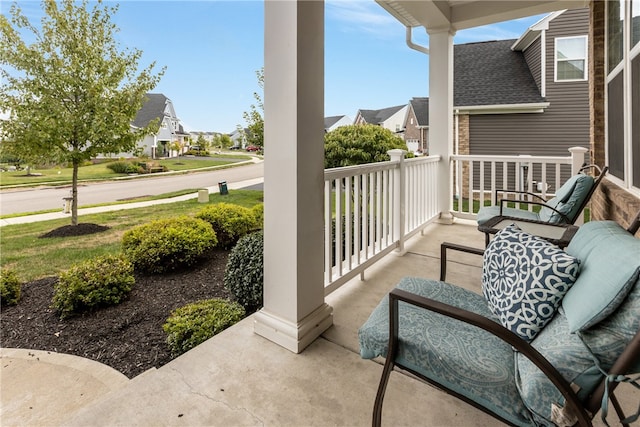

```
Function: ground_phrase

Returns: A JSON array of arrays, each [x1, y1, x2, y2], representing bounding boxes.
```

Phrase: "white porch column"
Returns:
[[255, 0, 333, 353], [428, 28, 455, 223]]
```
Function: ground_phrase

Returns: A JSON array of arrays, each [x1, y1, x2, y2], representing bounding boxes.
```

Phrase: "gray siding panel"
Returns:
[[469, 8, 590, 158], [524, 37, 542, 91]]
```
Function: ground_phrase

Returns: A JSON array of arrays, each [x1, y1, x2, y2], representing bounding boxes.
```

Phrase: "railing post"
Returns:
[[569, 146, 588, 175], [569, 146, 589, 225], [388, 149, 406, 254]]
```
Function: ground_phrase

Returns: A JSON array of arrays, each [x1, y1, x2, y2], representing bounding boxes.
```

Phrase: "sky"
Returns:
[[3, 1, 547, 134]]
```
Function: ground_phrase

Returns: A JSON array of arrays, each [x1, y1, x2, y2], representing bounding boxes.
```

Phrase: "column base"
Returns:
[[254, 303, 333, 353], [438, 211, 455, 224]]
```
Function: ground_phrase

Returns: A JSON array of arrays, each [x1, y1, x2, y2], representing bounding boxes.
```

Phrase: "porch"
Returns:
[[3, 219, 637, 426]]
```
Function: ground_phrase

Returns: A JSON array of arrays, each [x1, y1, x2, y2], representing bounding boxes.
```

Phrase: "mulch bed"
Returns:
[[1, 224, 235, 378]]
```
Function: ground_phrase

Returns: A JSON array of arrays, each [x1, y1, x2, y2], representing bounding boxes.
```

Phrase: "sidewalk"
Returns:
[[0, 177, 264, 227]]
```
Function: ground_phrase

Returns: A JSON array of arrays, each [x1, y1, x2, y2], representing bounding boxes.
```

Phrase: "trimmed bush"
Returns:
[[195, 203, 258, 249], [122, 216, 217, 274], [107, 160, 144, 174], [251, 203, 264, 228], [52, 254, 135, 318], [1, 268, 22, 306], [163, 298, 245, 357], [224, 231, 263, 311]]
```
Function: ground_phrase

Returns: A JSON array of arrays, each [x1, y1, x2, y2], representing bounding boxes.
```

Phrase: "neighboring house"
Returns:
[[403, 97, 429, 154], [128, 93, 188, 158], [324, 115, 352, 133], [402, 8, 590, 163], [353, 104, 408, 134], [230, 128, 248, 149], [189, 131, 222, 148]]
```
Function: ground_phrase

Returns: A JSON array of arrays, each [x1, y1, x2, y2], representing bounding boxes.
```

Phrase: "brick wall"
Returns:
[[456, 114, 471, 199], [590, 0, 606, 168], [592, 179, 640, 236]]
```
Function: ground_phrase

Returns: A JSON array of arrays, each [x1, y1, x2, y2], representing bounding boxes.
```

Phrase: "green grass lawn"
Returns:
[[0, 190, 264, 282], [0, 155, 250, 188]]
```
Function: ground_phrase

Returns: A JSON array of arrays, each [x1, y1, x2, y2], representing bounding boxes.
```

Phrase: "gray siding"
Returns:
[[469, 8, 590, 158], [524, 37, 542, 92]]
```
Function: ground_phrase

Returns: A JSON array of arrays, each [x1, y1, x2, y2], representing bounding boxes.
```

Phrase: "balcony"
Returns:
[[3, 150, 637, 426]]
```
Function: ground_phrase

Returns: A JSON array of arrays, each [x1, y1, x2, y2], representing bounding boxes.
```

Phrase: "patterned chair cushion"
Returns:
[[358, 277, 534, 426], [476, 205, 540, 226], [517, 272, 640, 426], [482, 224, 580, 342], [563, 221, 640, 332]]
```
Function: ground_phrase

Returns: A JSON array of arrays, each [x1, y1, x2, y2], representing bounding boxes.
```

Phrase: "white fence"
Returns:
[[323, 151, 441, 294], [450, 147, 588, 220]]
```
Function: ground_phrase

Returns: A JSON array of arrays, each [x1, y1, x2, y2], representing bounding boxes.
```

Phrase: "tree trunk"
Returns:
[[71, 160, 79, 226]]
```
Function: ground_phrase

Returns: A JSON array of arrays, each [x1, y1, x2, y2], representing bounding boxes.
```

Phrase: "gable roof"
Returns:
[[133, 93, 169, 129], [324, 115, 346, 129], [357, 104, 406, 125], [454, 39, 544, 107], [409, 97, 429, 126]]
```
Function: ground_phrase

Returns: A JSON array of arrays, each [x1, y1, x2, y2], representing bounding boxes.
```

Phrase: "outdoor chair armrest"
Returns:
[[493, 189, 548, 205], [383, 288, 593, 427], [440, 242, 484, 282], [498, 198, 571, 223]]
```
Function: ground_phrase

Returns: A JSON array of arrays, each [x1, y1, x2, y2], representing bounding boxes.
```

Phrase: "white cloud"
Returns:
[[326, 0, 399, 37]]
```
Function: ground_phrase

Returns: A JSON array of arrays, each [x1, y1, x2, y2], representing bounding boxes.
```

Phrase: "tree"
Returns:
[[241, 68, 264, 148], [213, 133, 232, 150], [0, 0, 164, 225], [324, 124, 412, 169]]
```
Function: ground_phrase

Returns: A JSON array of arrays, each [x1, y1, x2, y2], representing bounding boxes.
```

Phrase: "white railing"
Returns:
[[450, 147, 588, 219], [323, 151, 441, 294]]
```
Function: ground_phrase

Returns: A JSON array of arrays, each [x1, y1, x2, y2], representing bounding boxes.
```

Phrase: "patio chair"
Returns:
[[359, 219, 640, 426], [476, 164, 608, 227]]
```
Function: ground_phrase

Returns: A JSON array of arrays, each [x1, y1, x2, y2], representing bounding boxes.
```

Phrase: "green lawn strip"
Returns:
[[0, 189, 205, 219], [0, 190, 264, 282], [0, 156, 250, 188]]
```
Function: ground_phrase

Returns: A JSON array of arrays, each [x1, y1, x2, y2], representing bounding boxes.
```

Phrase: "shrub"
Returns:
[[195, 203, 258, 249], [52, 254, 135, 318], [107, 160, 143, 174], [251, 203, 264, 228], [1, 269, 22, 306], [163, 298, 245, 357], [224, 231, 263, 311], [122, 216, 217, 274]]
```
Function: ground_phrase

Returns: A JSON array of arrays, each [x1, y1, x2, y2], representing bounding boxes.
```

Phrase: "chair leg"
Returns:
[[373, 357, 395, 427]]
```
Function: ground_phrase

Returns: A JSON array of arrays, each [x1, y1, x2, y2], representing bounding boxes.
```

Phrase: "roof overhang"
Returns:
[[454, 102, 551, 115], [376, 0, 588, 32], [511, 10, 565, 51]]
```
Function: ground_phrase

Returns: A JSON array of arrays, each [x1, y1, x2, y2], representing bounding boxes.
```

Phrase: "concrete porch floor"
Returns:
[[1, 220, 638, 426]]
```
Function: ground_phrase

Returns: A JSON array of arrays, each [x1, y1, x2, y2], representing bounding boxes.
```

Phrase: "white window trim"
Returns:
[[554, 35, 588, 82]]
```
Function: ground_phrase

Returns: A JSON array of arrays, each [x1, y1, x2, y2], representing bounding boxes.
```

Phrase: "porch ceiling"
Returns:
[[376, 0, 589, 32]]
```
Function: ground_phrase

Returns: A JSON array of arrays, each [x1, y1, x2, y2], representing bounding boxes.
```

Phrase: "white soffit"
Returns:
[[376, 0, 588, 31]]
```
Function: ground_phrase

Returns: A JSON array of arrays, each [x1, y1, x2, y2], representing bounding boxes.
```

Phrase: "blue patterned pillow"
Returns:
[[482, 224, 580, 342]]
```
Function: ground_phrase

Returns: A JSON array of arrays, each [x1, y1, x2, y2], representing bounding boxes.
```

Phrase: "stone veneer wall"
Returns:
[[456, 114, 471, 199]]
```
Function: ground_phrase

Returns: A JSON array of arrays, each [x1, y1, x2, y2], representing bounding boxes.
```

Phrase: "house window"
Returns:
[[161, 121, 168, 129], [555, 36, 588, 81], [395, 124, 401, 132], [606, 0, 640, 193]]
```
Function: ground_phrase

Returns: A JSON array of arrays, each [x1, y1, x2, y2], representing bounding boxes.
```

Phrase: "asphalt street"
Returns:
[[0, 161, 264, 216]]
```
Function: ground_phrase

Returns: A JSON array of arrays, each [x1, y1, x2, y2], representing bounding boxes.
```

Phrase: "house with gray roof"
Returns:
[[403, 8, 589, 158], [129, 93, 188, 158], [354, 104, 408, 134], [324, 115, 352, 133]]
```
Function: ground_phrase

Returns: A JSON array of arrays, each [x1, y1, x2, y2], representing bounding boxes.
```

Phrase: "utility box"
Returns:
[[218, 181, 228, 195], [198, 189, 209, 203]]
